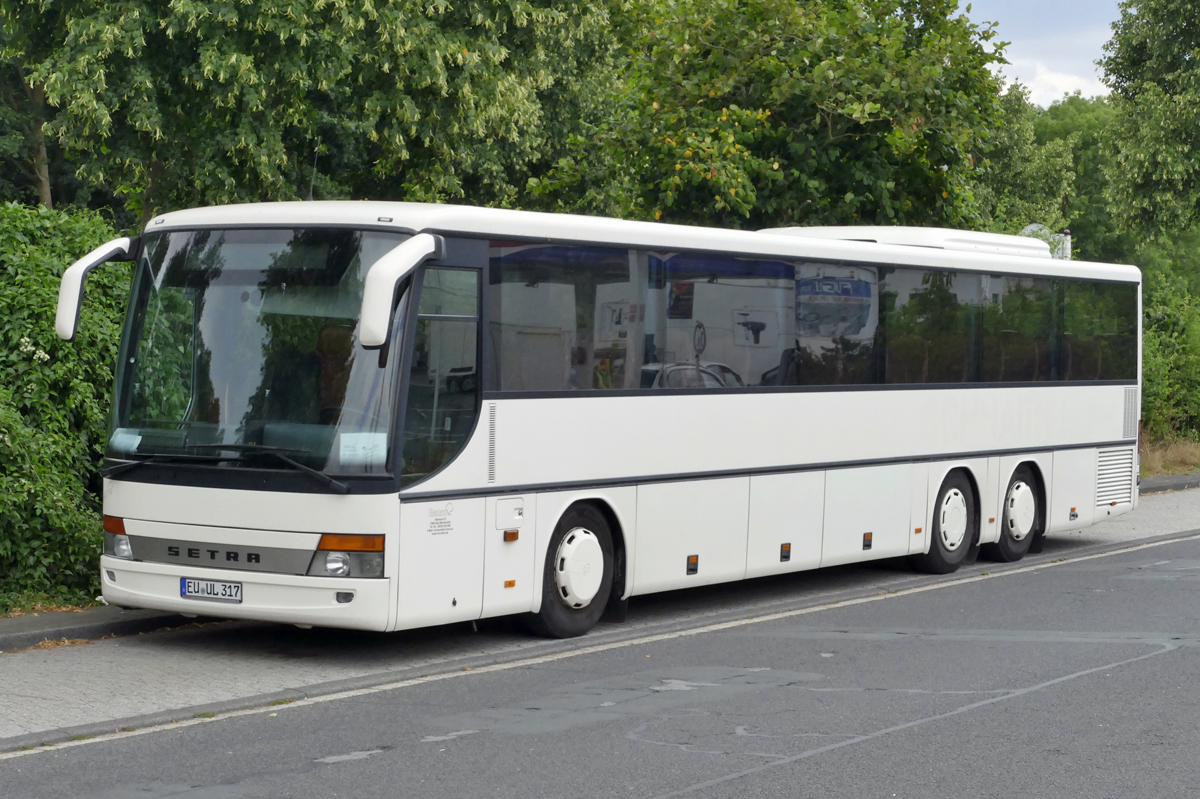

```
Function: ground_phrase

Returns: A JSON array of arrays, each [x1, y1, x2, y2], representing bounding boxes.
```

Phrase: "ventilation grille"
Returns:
[[487, 403, 497, 484], [1123, 387, 1139, 439], [1096, 447, 1135, 506]]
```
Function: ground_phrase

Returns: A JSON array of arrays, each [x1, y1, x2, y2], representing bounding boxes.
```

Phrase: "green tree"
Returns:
[[0, 203, 127, 600], [1033, 93, 1136, 263], [531, 0, 1006, 228], [972, 84, 1075, 238], [1101, 0, 1200, 236], [1, 0, 614, 223]]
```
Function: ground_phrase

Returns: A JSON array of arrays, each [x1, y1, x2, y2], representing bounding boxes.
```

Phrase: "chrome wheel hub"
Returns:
[[939, 489, 968, 551], [1006, 481, 1037, 541], [554, 527, 604, 608]]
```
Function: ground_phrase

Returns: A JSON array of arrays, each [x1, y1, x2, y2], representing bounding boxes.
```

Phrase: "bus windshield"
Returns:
[[109, 228, 410, 476]]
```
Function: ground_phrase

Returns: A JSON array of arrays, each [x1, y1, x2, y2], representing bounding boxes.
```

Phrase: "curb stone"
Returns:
[[1140, 472, 1200, 495], [0, 606, 190, 652]]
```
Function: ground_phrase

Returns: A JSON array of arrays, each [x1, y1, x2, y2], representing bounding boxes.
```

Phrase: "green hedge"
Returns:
[[0, 203, 127, 603], [1138, 231, 1200, 441]]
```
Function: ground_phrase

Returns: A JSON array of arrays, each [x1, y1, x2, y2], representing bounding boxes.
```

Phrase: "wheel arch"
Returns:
[[532, 490, 634, 614]]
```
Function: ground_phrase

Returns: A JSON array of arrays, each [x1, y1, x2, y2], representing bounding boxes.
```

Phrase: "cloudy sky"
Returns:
[[962, 0, 1122, 106]]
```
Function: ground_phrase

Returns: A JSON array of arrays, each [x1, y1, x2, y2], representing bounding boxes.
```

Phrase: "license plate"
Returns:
[[180, 578, 243, 603]]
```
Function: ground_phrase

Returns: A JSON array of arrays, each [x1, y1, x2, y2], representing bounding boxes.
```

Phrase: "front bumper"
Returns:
[[100, 556, 391, 631]]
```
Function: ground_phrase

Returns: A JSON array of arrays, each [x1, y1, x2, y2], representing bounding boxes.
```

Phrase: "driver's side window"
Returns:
[[400, 268, 480, 486]]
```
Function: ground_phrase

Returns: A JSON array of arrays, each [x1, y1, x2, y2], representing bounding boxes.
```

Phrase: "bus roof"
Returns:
[[146, 201, 1140, 284]]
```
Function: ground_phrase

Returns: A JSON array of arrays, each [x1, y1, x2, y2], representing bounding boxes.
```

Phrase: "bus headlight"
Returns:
[[103, 531, 133, 560], [307, 551, 384, 578], [308, 534, 384, 578], [323, 552, 351, 576], [102, 516, 133, 560]]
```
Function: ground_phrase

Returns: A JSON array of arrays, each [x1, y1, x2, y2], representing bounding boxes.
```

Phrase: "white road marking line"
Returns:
[[419, 730, 478, 743], [3, 531, 1197, 761], [314, 749, 383, 763]]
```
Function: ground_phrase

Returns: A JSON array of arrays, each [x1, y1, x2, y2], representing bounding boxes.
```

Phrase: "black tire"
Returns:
[[525, 504, 614, 639], [981, 465, 1040, 563], [911, 471, 977, 574]]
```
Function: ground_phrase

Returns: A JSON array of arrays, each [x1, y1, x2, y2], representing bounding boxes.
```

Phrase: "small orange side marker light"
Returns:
[[503, 530, 519, 542], [1070, 507, 1076, 513], [504, 580, 516, 588], [914, 527, 922, 535], [686, 555, 699, 575], [103, 515, 126, 535], [1110, 501, 1117, 506], [989, 517, 996, 523]]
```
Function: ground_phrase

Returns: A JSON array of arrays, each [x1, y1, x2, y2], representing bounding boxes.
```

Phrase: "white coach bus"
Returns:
[[56, 203, 1141, 637]]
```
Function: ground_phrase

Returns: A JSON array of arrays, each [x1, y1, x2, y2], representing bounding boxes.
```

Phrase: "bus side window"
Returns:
[[401, 268, 480, 487]]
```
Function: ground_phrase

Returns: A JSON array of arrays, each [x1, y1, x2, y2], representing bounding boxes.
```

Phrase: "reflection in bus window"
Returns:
[[401, 268, 480, 487], [486, 243, 1137, 392], [883, 269, 981, 384]]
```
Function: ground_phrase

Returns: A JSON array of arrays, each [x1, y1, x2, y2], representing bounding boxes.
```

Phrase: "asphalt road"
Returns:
[[3, 492, 1200, 797]]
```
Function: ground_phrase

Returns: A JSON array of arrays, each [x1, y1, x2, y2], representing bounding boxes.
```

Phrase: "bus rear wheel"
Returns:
[[911, 471, 977, 574], [526, 504, 614, 639], [981, 465, 1040, 563]]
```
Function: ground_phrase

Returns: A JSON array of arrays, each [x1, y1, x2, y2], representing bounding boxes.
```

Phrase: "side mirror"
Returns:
[[359, 233, 445, 348], [55, 237, 139, 341]]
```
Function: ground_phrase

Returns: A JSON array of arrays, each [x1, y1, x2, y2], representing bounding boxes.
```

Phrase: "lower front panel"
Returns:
[[100, 556, 391, 631]]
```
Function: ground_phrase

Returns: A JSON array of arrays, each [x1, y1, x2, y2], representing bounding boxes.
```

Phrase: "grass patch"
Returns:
[[68, 735, 92, 741], [0, 590, 99, 619], [193, 712, 216, 719], [1141, 438, 1200, 477], [266, 699, 295, 706]]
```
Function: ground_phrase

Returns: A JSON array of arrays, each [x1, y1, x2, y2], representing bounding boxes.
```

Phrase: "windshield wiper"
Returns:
[[103, 454, 226, 478], [188, 444, 350, 494]]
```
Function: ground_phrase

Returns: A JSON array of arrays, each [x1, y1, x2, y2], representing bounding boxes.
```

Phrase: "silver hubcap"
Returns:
[[554, 528, 604, 609], [939, 489, 968, 551], [1006, 481, 1037, 541]]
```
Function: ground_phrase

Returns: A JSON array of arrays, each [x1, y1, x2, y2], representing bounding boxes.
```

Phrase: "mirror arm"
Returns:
[[359, 232, 445, 348], [55, 237, 140, 341]]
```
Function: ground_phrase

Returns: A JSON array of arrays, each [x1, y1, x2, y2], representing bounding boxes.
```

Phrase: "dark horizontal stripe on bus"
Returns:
[[481, 379, 1139, 401], [397, 438, 1138, 502]]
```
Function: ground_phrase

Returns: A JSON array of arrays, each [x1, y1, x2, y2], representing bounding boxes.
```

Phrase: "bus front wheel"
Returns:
[[526, 504, 615, 638], [912, 471, 977, 574]]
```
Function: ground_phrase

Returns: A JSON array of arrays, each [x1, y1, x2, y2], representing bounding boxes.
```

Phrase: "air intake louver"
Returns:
[[1123, 387, 1138, 439], [487, 403, 497, 484], [1096, 447, 1134, 506]]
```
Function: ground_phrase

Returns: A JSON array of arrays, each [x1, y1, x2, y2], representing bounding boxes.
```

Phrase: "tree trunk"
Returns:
[[27, 80, 53, 209], [138, 159, 166, 228]]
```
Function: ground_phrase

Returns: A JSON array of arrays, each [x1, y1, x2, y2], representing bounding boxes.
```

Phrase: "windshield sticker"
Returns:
[[109, 428, 142, 455], [340, 432, 387, 467]]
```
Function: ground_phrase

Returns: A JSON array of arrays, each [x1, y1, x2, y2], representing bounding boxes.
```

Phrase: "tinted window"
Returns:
[[1062, 281, 1138, 380], [645, 252, 794, 389], [881, 269, 981, 384], [487, 244, 631, 391], [775, 262, 879, 386], [980, 276, 1057, 382], [485, 240, 1137, 391]]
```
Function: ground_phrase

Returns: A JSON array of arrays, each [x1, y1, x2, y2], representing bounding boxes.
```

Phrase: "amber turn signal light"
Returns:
[[103, 515, 126, 535], [317, 534, 384, 552]]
